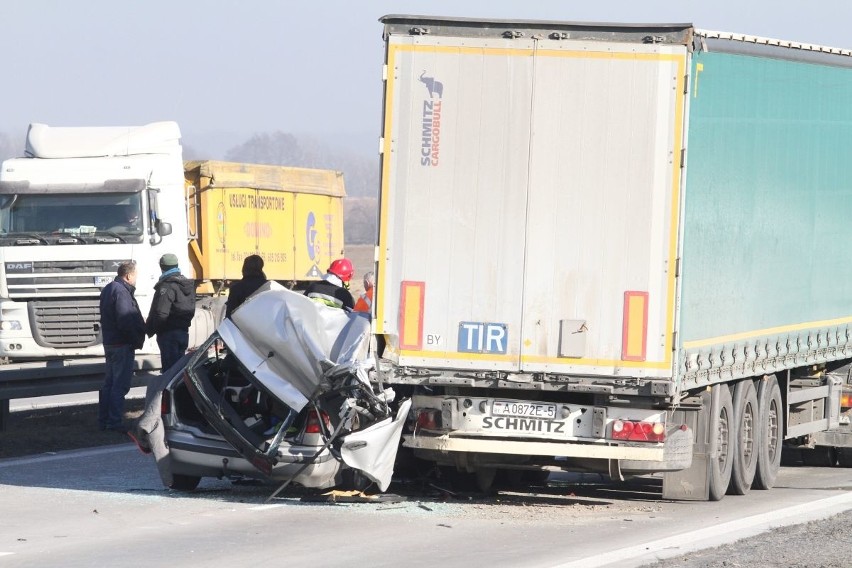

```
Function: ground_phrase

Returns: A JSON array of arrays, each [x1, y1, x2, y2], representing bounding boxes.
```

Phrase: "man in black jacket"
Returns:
[[98, 261, 146, 432], [146, 253, 196, 372], [225, 254, 268, 318]]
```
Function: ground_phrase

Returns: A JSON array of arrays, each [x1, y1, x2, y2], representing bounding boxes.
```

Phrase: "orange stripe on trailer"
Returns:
[[399, 281, 425, 350], [622, 291, 649, 362]]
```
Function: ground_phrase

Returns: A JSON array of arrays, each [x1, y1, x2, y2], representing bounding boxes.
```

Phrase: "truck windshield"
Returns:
[[0, 193, 144, 243]]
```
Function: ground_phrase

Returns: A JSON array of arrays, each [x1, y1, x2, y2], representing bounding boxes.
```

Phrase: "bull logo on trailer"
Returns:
[[419, 71, 443, 99]]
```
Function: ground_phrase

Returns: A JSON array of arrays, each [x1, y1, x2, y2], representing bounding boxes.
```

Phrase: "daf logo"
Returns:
[[5, 262, 33, 272]]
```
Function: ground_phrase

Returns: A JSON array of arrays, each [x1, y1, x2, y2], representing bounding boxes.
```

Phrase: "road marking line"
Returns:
[[249, 504, 285, 511], [0, 445, 133, 468], [550, 491, 852, 568], [0, 552, 15, 557]]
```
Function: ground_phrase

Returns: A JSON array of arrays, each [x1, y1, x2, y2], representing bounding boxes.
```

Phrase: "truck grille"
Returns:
[[28, 299, 102, 348], [6, 259, 126, 299]]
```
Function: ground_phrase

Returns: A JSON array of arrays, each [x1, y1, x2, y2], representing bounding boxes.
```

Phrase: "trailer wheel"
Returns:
[[753, 375, 782, 489], [727, 380, 759, 495], [709, 383, 734, 501], [475, 467, 497, 493], [801, 446, 837, 467], [836, 448, 852, 468]]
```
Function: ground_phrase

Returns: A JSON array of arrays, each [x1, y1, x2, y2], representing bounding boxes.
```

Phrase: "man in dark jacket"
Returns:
[[146, 253, 196, 373], [98, 261, 146, 432], [225, 254, 268, 318]]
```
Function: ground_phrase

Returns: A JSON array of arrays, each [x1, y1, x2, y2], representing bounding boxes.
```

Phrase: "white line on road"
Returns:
[[248, 504, 285, 511], [551, 491, 852, 568], [9, 388, 146, 412], [0, 444, 133, 468]]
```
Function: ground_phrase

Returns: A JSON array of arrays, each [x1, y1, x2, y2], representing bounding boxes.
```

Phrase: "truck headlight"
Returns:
[[0, 320, 22, 331]]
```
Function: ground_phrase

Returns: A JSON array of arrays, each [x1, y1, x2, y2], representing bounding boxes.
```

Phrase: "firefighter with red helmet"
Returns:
[[304, 258, 355, 310]]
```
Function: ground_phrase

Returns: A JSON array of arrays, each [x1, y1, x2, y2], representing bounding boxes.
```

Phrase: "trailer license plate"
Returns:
[[94, 276, 112, 287], [492, 400, 556, 419]]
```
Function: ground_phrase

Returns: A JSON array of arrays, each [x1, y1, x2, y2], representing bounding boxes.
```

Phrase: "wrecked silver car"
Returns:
[[147, 288, 409, 493]]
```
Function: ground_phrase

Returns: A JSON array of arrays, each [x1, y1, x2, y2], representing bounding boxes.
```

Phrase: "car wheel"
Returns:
[[169, 474, 201, 491]]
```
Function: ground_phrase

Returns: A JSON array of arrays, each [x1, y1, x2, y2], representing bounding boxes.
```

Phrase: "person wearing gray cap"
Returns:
[[146, 253, 196, 373]]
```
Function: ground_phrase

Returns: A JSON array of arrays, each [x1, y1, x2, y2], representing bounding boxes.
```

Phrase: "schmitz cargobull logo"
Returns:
[[419, 71, 443, 167]]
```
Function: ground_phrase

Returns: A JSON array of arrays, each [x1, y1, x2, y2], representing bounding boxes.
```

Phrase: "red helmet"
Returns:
[[328, 258, 354, 282]]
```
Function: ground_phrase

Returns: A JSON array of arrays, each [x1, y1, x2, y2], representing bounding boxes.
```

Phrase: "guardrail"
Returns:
[[0, 355, 161, 431]]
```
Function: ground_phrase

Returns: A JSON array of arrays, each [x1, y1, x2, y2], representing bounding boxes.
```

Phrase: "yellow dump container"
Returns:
[[184, 160, 346, 284]]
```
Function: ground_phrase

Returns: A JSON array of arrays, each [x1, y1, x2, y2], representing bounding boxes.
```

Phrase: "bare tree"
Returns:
[[224, 131, 378, 198], [0, 132, 21, 162], [225, 131, 379, 244], [225, 131, 308, 168], [344, 197, 378, 244]]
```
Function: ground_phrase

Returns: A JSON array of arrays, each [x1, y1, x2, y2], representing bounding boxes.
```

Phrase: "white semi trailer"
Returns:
[[373, 16, 852, 500]]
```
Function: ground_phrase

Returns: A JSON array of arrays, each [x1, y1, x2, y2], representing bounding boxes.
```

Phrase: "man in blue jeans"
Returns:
[[98, 261, 146, 432], [146, 253, 196, 373]]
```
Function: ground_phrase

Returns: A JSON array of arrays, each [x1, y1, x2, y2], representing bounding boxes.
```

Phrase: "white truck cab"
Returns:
[[0, 122, 189, 359]]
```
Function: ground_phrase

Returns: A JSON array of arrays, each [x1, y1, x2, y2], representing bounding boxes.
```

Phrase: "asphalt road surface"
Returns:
[[2, 444, 852, 567]]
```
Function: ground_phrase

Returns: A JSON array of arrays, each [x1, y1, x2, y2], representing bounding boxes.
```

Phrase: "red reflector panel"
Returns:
[[160, 389, 171, 415], [610, 419, 665, 442], [399, 281, 425, 350], [415, 409, 442, 430], [621, 291, 649, 362]]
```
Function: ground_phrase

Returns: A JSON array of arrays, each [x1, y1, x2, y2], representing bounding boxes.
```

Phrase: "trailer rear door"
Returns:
[[377, 19, 687, 379], [519, 39, 687, 379], [376, 32, 536, 372]]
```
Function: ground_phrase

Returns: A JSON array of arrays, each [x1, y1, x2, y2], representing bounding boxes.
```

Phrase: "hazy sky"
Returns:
[[4, 1, 852, 157]]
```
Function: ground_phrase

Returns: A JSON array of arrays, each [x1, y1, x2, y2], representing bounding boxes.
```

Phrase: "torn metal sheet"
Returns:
[[341, 399, 412, 491], [220, 288, 371, 411]]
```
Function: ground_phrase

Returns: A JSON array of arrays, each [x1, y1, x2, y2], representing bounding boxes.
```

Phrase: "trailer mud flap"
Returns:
[[663, 391, 711, 500]]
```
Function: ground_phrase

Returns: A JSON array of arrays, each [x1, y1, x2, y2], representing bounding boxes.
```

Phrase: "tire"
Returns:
[[753, 376, 783, 490], [495, 468, 549, 489], [339, 468, 374, 492], [437, 467, 490, 494], [837, 448, 852, 468], [801, 446, 837, 467], [169, 474, 201, 491], [780, 446, 802, 467], [727, 380, 759, 495], [709, 383, 734, 501], [475, 467, 497, 493], [522, 469, 551, 484]]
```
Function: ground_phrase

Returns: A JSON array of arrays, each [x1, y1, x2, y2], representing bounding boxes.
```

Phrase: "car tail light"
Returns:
[[304, 409, 331, 434], [610, 419, 666, 442], [415, 409, 442, 430], [161, 389, 171, 415], [841, 392, 852, 410]]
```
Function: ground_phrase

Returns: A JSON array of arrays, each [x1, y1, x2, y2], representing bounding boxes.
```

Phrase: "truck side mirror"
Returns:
[[157, 220, 172, 236]]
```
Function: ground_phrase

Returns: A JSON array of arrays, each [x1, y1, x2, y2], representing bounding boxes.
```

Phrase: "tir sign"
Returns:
[[458, 322, 508, 354]]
